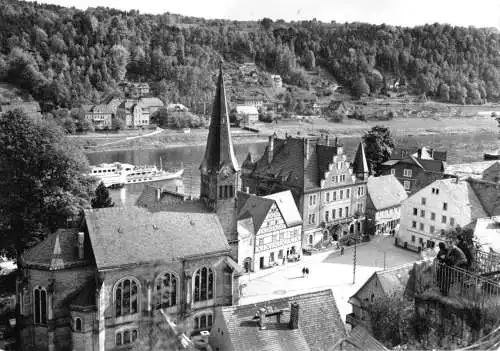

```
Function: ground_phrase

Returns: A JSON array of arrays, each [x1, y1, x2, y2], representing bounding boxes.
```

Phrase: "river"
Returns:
[[86, 131, 499, 206]]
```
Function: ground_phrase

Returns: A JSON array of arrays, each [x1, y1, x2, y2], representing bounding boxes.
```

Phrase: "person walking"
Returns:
[[302, 267, 306, 278], [340, 246, 345, 256], [305, 267, 310, 278], [457, 235, 473, 269]]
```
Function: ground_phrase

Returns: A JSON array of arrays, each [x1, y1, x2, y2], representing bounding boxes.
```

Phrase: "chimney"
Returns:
[[156, 187, 161, 201], [77, 232, 84, 260], [417, 149, 422, 159], [304, 138, 309, 160], [289, 302, 299, 329], [268, 135, 274, 164], [325, 134, 329, 146], [258, 308, 267, 330]]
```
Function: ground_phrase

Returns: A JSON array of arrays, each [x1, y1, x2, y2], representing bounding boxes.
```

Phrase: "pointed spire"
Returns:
[[353, 142, 369, 180], [200, 59, 240, 174], [50, 233, 65, 270]]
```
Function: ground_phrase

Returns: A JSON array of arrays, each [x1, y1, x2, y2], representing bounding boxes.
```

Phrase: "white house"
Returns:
[[236, 190, 302, 272], [236, 105, 259, 126], [366, 175, 408, 236], [397, 178, 488, 252]]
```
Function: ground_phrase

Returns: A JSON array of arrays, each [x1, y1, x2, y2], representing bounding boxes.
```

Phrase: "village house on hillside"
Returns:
[[270, 74, 283, 88], [209, 289, 386, 351], [366, 175, 408, 236], [379, 146, 446, 194], [397, 177, 500, 252], [236, 190, 302, 272], [0, 101, 42, 118], [19, 207, 242, 351], [119, 82, 150, 98], [80, 104, 113, 130], [235, 105, 259, 126], [241, 135, 369, 249]]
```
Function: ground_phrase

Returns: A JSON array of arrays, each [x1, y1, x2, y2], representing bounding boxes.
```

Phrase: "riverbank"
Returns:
[[80, 115, 498, 153]]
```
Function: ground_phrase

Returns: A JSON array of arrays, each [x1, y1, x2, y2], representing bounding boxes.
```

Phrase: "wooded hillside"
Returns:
[[0, 0, 499, 111]]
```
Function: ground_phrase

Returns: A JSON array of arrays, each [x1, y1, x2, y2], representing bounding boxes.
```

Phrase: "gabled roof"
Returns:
[[383, 155, 444, 173], [249, 136, 349, 191], [236, 105, 259, 115], [237, 193, 274, 232], [84, 207, 230, 270], [468, 178, 500, 217], [263, 191, 302, 227], [367, 175, 408, 210], [218, 290, 347, 351], [23, 229, 89, 270]]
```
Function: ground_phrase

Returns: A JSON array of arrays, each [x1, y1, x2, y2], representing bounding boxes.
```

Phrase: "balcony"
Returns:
[[416, 260, 500, 309]]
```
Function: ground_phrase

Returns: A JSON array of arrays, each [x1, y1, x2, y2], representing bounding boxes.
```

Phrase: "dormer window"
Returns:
[[403, 169, 412, 177]]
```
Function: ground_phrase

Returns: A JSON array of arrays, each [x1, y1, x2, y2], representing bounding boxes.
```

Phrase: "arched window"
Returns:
[[155, 272, 177, 309], [115, 278, 139, 317], [193, 267, 214, 302], [33, 286, 47, 324], [115, 329, 138, 346], [194, 313, 214, 330], [75, 317, 82, 332]]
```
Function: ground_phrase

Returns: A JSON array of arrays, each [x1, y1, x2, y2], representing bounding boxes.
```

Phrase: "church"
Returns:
[[18, 63, 243, 351]]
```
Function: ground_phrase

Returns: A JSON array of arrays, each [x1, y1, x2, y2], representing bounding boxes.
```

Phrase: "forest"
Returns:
[[0, 0, 499, 112]]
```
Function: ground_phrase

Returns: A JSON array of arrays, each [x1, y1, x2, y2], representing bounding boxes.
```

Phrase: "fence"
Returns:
[[431, 260, 500, 307]]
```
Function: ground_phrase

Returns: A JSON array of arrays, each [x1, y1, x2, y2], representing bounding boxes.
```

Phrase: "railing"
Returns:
[[429, 261, 500, 307], [473, 249, 500, 275]]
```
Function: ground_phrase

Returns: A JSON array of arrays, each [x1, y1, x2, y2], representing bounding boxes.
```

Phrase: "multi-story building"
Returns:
[[380, 147, 446, 194], [236, 190, 302, 272], [19, 207, 241, 351], [366, 175, 408, 236], [241, 135, 369, 249], [82, 104, 113, 130], [117, 100, 149, 128], [397, 178, 489, 252], [235, 105, 259, 126]]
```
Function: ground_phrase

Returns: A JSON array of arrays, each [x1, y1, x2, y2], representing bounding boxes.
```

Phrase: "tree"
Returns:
[[362, 126, 395, 176], [111, 115, 125, 131], [0, 110, 95, 346], [91, 182, 115, 208], [353, 74, 370, 97]]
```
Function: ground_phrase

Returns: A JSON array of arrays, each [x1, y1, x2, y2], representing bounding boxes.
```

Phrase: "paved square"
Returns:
[[239, 236, 421, 320]]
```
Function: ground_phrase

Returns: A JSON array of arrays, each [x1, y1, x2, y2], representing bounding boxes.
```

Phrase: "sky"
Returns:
[[30, 0, 500, 29]]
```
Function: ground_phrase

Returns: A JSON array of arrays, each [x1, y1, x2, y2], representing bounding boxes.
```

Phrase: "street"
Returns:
[[239, 236, 421, 321]]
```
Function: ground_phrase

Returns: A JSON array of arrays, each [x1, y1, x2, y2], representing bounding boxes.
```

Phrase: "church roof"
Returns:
[[200, 63, 240, 174], [218, 290, 348, 351], [23, 229, 89, 270], [84, 207, 230, 270]]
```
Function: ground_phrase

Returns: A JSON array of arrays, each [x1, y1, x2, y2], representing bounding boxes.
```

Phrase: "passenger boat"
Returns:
[[484, 150, 500, 160], [89, 161, 183, 187]]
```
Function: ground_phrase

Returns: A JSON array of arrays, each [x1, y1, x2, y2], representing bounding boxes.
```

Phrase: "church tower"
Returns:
[[352, 142, 369, 181], [200, 61, 240, 247]]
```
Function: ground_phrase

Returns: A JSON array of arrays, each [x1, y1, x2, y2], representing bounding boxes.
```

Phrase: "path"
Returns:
[[98, 128, 164, 146]]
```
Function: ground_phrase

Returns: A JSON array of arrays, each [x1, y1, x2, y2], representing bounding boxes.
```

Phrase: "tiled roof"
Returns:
[[23, 229, 89, 270], [264, 191, 302, 227], [344, 325, 388, 351], [237, 193, 274, 232], [436, 178, 489, 220], [250, 137, 348, 191], [468, 178, 500, 216], [352, 142, 369, 176], [219, 290, 347, 351], [139, 97, 164, 108], [84, 207, 230, 270], [376, 263, 414, 296], [384, 156, 444, 173], [367, 175, 408, 210], [445, 161, 498, 180], [90, 104, 113, 114], [474, 216, 500, 254]]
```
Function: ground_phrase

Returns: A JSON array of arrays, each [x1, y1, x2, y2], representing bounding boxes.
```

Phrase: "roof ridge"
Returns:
[[376, 261, 416, 275]]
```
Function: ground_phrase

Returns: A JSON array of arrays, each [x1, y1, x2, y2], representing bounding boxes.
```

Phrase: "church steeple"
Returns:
[[353, 142, 369, 180], [200, 60, 239, 175]]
